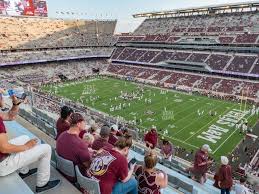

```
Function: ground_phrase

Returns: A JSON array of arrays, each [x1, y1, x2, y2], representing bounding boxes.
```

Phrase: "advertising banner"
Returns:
[[0, 0, 47, 17], [34, 0, 47, 17]]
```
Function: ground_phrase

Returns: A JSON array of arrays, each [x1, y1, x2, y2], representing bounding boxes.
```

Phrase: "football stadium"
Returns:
[[0, 1, 259, 194]]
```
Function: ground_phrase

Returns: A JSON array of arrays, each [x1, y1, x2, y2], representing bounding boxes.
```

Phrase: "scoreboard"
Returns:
[[0, 0, 48, 17]]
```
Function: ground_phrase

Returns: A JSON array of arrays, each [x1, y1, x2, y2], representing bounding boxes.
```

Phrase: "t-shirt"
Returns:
[[92, 137, 113, 151], [56, 131, 91, 175], [161, 143, 173, 156], [108, 133, 118, 146], [88, 149, 128, 194], [144, 131, 158, 149], [0, 116, 8, 161], [234, 184, 249, 194], [217, 165, 233, 189], [193, 149, 208, 175], [56, 118, 70, 140]]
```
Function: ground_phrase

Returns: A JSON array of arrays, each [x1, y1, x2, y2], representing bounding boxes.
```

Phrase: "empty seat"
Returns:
[[55, 151, 76, 182], [75, 165, 101, 194]]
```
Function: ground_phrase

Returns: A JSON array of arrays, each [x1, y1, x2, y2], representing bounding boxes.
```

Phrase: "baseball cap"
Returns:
[[111, 124, 118, 131], [70, 113, 85, 125], [100, 125, 111, 137], [202, 144, 212, 152], [221, 156, 229, 165]]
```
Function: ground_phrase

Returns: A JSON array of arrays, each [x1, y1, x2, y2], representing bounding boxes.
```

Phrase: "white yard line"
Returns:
[[184, 104, 236, 142], [213, 114, 255, 155], [159, 133, 199, 149], [173, 102, 220, 136]]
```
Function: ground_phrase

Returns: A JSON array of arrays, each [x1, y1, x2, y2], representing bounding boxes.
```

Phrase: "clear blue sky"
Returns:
[[46, 0, 246, 33]]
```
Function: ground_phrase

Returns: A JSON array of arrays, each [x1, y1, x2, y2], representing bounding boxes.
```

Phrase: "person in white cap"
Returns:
[[189, 144, 213, 184], [215, 156, 233, 194]]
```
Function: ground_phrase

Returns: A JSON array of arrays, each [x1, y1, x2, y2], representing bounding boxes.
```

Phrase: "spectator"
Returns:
[[216, 156, 233, 194], [189, 144, 213, 184], [144, 126, 158, 149], [0, 95, 60, 193], [56, 106, 73, 139], [56, 113, 92, 176], [161, 139, 174, 161], [92, 125, 113, 151], [89, 123, 100, 140], [108, 124, 119, 146], [234, 177, 250, 194], [88, 135, 138, 194], [135, 151, 168, 194], [82, 133, 95, 147]]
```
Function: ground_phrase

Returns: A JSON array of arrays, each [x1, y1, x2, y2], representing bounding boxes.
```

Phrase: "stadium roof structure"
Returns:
[[133, 1, 259, 18]]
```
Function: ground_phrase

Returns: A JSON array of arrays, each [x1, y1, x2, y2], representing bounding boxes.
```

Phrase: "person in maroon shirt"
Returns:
[[135, 151, 168, 194], [161, 140, 174, 161], [88, 135, 138, 194], [56, 113, 91, 176], [144, 127, 158, 149], [0, 94, 60, 192], [108, 124, 119, 146], [92, 125, 113, 151], [56, 106, 73, 139], [216, 156, 233, 194], [189, 144, 213, 184]]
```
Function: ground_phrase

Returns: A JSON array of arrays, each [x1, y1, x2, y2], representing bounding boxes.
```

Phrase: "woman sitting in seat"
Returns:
[[134, 151, 168, 194]]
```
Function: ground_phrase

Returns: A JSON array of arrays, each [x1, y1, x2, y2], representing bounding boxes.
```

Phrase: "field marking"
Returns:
[[212, 114, 255, 154], [173, 102, 219, 136], [156, 132, 199, 149], [140, 98, 205, 128], [46, 78, 258, 156], [183, 104, 236, 142]]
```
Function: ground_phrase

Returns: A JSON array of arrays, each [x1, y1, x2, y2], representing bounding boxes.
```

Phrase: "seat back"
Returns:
[[75, 166, 101, 194], [55, 151, 76, 179], [177, 179, 193, 193]]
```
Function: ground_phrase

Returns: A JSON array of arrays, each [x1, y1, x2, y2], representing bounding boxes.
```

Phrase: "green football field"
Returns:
[[42, 77, 258, 159]]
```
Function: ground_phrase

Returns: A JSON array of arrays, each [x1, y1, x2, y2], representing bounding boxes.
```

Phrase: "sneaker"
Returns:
[[36, 180, 61, 193], [19, 168, 37, 179]]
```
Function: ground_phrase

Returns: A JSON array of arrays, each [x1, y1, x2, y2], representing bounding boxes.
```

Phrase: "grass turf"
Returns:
[[42, 77, 258, 159]]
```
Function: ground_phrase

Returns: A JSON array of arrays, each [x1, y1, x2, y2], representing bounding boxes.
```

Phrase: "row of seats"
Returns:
[[118, 33, 259, 44], [0, 59, 109, 84], [0, 47, 114, 64], [111, 47, 259, 75], [0, 17, 117, 50], [133, 11, 259, 36], [107, 64, 259, 99]]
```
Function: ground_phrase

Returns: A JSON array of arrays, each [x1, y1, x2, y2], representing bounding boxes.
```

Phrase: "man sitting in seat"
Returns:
[[56, 113, 92, 176], [92, 125, 113, 151], [88, 135, 138, 194], [0, 94, 60, 193]]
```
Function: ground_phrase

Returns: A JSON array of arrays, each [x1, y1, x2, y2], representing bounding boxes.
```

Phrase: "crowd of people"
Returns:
[[55, 107, 169, 194], [1, 86, 258, 194], [0, 47, 114, 65]]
